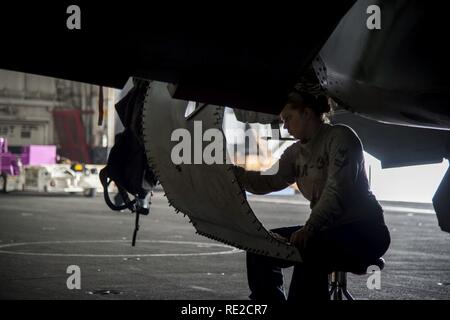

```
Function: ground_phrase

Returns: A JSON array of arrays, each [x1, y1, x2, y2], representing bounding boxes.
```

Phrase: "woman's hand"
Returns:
[[269, 231, 289, 243], [290, 228, 315, 251]]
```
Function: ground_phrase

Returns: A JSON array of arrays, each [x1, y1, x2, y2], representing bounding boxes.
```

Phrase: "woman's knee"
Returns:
[[246, 251, 257, 265]]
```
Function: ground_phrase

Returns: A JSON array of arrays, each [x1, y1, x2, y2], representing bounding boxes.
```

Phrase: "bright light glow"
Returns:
[[364, 152, 449, 203]]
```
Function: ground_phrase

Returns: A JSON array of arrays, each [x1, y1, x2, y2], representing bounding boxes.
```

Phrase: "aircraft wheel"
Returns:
[[85, 188, 97, 198], [0, 174, 7, 193]]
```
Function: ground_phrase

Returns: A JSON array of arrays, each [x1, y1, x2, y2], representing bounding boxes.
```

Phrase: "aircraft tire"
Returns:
[[0, 173, 7, 193], [85, 188, 97, 198]]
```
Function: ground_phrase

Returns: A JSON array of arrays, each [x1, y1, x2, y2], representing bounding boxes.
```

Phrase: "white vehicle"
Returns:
[[79, 164, 112, 197], [1, 163, 114, 196], [23, 165, 85, 194]]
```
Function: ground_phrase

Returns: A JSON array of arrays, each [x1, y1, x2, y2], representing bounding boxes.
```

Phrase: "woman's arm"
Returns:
[[233, 143, 298, 195]]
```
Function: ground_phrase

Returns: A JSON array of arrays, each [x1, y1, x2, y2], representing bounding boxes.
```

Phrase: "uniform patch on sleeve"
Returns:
[[334, 148, 349, 168]]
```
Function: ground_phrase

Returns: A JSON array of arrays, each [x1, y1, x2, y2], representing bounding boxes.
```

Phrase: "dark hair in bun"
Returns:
[[315, 95, 331, 114], [287, 91, 332, 121]]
